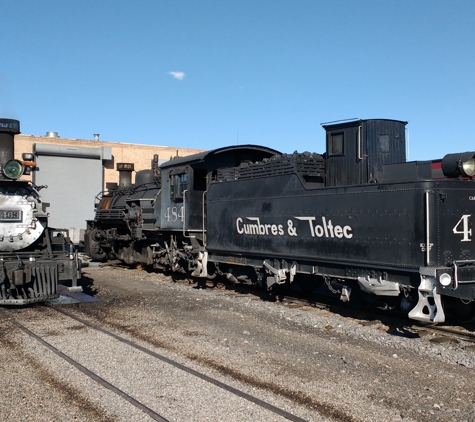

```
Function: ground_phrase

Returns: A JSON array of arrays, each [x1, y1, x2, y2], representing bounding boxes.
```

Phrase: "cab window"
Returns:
[[378, 134, 390, 153], [329, 132, 344, 156], [170, 173, 187, 199]]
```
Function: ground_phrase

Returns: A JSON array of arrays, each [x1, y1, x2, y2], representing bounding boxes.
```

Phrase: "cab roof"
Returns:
[[160, 144, 281, 169]]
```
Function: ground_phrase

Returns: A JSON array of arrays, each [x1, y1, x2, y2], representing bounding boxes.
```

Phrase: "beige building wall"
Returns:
[[14, 134, 205, 188]]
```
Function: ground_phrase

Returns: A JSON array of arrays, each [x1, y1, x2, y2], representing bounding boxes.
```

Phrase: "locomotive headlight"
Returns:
[[3, 160, 24, 179], [439, 272, 452, 287], [461, 157, 475, 177], [441, 152, 475, 178]]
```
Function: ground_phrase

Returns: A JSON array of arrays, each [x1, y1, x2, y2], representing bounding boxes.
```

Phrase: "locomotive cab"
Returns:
[[322, 119, 407, 186], [159, 146, 281, 237]]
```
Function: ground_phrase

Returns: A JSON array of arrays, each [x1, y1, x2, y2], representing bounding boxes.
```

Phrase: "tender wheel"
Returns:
[[444, 297, 475, 323], [452, 301, 475, 323]]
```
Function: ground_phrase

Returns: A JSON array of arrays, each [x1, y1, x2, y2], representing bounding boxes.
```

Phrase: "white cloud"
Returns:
[[169, 71, 185, 80]]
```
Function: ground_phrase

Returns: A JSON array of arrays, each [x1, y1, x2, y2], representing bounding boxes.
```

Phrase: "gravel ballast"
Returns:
[[1, 264, 474, 421]]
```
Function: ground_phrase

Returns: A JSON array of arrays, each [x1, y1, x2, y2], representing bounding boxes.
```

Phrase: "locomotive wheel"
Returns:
[[90, 228, 103, 242], [89, 242, 107, 261]]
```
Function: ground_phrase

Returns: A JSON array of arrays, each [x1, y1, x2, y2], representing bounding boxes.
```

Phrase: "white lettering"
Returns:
[[164, 206, 184, 223], [235, 217, 285, 237], [322, 216, 329, 237], [334, 225, 343, 238], [343, 225, 353, 239], [236, 217, 244, 234], [295, 216, 354, 239], [327, 219, 335, 237], [235, 216, 354, 239], [315, 225, 325, 237], [453, 214, 472, 242]]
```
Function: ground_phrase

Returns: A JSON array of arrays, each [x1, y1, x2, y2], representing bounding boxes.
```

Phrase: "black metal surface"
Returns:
[[207, 176, 430, 268]]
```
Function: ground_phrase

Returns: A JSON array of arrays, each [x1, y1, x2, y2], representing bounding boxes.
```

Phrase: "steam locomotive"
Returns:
[[0, 119, 81, 305], [85, 118, 475, 323]]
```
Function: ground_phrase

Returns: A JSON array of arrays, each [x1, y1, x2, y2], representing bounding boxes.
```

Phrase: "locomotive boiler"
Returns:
[[85, 118, 475, 323], [0, 119, 81, 305]]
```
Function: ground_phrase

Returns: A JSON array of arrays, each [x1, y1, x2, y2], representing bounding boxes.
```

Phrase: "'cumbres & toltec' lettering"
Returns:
[[235, 216, 353, 239]]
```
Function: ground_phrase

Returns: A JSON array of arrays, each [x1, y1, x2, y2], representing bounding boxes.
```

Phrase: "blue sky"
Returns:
[[1, 0, 474, 160]]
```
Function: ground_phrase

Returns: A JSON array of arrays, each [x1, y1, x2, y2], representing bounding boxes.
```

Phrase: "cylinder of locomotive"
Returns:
[[0, 118, 20, 166]]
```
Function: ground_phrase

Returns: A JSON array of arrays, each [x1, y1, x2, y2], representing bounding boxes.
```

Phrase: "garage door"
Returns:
[[33, 144, 112, 236]]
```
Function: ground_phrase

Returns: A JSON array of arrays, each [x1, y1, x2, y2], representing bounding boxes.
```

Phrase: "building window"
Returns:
[[329, 132, 344, 156], [379, 134, 390, 153], [170, 173, 188, 199]]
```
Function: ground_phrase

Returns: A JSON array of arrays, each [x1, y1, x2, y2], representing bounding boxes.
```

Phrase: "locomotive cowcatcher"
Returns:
[[85, 118, 475, 323]]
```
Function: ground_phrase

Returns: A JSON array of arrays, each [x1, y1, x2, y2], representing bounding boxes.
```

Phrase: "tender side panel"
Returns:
[[207, 175, 431, 269]]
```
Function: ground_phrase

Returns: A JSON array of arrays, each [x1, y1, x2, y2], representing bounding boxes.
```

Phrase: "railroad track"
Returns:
[[171, 274, 475, 347], [218, 283, 475, 345], [284, 295, 475, 345], [410, 323, 475, 344], [98, 267, 475, 351], [0, 305, 311, 422]]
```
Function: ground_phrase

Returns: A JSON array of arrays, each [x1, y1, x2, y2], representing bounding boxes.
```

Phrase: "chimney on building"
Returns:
[[93, 134, 100, 141]]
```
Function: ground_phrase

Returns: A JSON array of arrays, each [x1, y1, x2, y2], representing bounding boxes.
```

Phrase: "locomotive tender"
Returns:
[[0, 119, 81, 305], [85, 118, 475, 323]]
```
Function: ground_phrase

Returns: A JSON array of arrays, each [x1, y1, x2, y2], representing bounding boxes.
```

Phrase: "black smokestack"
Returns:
[[116, 163, 134, 187], [0, 119, 20, 166]]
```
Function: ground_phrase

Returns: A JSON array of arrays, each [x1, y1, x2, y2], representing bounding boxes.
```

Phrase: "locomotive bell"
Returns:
[[441, 152, 475, 178]]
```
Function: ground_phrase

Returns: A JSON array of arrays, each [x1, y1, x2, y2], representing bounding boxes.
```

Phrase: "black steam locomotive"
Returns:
[[85, 118, 475, 323], [0, 119, 81, 305]]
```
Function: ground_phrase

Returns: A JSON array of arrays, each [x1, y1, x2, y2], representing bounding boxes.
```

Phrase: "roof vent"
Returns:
[[93, 134, 100, 141], [45, 131, 59, 138]]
